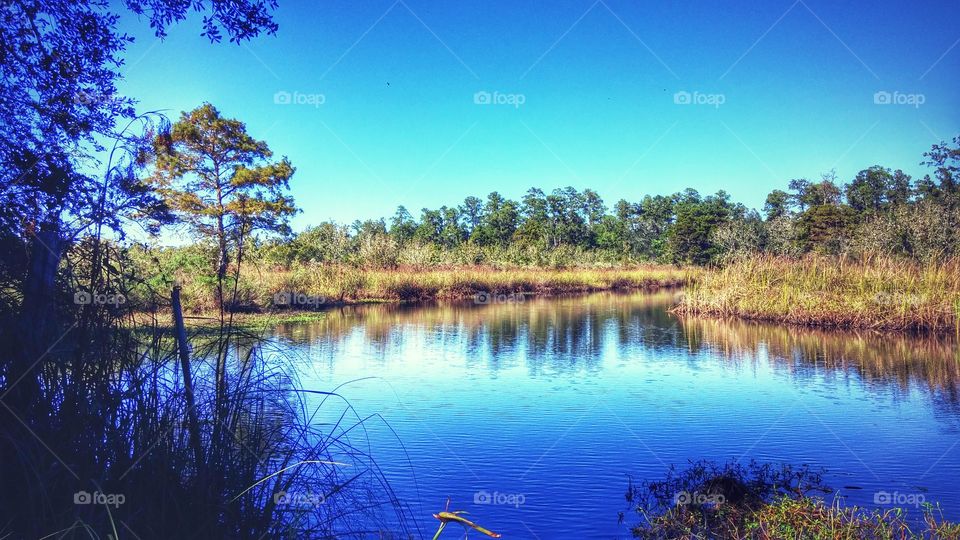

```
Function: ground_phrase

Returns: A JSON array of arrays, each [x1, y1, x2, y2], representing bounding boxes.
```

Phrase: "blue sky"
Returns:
[[115, 0, 959, 230]]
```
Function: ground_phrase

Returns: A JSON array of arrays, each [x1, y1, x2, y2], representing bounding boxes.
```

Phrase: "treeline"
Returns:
[[250, 137, 959, 269]]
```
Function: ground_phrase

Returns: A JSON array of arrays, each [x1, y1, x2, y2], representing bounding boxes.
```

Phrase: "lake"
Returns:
[[268, 290, 960, 539]]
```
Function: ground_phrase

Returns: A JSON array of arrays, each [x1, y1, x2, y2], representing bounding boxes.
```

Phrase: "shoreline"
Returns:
[[151, 257, 958, 334], [150, 278, 688, 328], [171, 264, 698, 313], [676, 256, 960, 334]]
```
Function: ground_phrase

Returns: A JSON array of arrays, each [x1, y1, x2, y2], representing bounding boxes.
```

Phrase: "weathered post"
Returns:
[[172, 285, 204, 470]]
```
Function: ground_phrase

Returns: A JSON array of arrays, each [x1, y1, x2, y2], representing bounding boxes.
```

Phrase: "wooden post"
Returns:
[[172, 285, 205, 470]]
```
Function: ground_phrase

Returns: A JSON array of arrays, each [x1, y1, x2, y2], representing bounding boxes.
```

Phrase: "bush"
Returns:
[[625, 460, 826, 539], [356, 233, 400, 268], [763, 216, 804, 258], [712, 219, 767, 264], [397, 241, 441, 268], [624, 460, 960, 539]]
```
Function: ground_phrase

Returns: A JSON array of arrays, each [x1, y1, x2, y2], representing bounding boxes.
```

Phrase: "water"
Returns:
[[269, 290, 960, 539]]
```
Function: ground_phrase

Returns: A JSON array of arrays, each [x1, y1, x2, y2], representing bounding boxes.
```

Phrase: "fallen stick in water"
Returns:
[[431, 498, 502, 539]]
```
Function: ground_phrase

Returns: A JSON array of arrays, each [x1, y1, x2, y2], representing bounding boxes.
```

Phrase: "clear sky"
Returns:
[[114, 0, 959, 230]]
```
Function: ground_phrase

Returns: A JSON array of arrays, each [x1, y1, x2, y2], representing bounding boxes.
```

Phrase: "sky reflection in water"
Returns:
[[270, 291, 960, 539]]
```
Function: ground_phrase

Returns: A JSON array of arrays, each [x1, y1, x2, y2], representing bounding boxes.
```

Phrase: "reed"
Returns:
[[180, 263, 701, 312], [749, 497, 960, 539], [626, 460, 960, 539], [677, 255, 960, 332], [0, 302, 415, 538]]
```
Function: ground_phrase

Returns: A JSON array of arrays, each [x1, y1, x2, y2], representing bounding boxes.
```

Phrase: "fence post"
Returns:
[[172, 285, 205, 470]]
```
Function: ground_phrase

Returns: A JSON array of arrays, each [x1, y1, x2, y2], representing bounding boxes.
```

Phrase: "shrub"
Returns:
[[624, 460, 960, 539]]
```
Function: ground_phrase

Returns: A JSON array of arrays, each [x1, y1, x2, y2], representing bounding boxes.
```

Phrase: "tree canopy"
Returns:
[[255, 138, 960, 268], [149, 103, 296, 302]]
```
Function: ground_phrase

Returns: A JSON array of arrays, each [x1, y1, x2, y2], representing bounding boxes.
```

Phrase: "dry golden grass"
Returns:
[[677, 255, 960, 332], [241, 263, 699, 306]]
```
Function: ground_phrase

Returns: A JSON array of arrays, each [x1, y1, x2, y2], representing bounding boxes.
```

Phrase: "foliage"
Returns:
[[148, 103, 296, 305], [143, 133, 960, 314], [666, 190, 734, 265], [625, 460, 960, 540], [711, 213, 767, 264], [202, 136, 960, 276], [0, 0, 280, 294], [626, 459, 827, 539], [0, 2, 425, 536], [0, 0, 282, 431]]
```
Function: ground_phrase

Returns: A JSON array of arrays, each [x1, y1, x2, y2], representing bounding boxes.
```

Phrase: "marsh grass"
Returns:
[[0, 304, 415, 538], [219, 263, 700, 312], [625, 460, 960, 540], [748, 497, 960, 540], [677, 255, 960, 332]]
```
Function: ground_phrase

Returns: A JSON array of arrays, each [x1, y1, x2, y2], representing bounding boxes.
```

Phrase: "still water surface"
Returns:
[[270, 291, 960, 538]]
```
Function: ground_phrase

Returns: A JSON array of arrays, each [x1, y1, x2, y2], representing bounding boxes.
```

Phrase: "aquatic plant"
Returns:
[[625, 460, 828, 539], [624, 460, 960, 539]]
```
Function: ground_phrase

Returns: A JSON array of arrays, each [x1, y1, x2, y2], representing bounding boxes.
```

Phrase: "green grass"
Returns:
[[747, 497, 960, 540], [638, 496, 960, 539], [677, 255, 960, 332], [626, 460, 960, 540]]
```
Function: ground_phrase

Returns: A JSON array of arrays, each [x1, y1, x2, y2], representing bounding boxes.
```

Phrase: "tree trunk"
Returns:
[[216, 219, 228, 310]]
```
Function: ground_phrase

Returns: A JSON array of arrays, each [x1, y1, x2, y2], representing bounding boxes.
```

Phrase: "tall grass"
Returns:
[[192, 263, 700, 312], [677, 255, 960, 332], [0, 288, 415, 538], [749, 497, 960, 540], [625, 460, 960, 539]]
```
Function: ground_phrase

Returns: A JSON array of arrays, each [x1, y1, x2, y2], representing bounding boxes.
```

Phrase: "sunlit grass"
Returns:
[[238, 263, 700, 308], [626, 460, 960, 540], [677, 255, 960, 332], [747, 497, 960, 539]]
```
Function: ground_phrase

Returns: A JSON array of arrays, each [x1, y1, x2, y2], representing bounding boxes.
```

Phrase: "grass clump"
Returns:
[[625, 460, 828, 539], [749, 497, 960, 539], [1, 298, 414, 538], [677, 255, 960, 332], [624, 460, 960, 540]]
